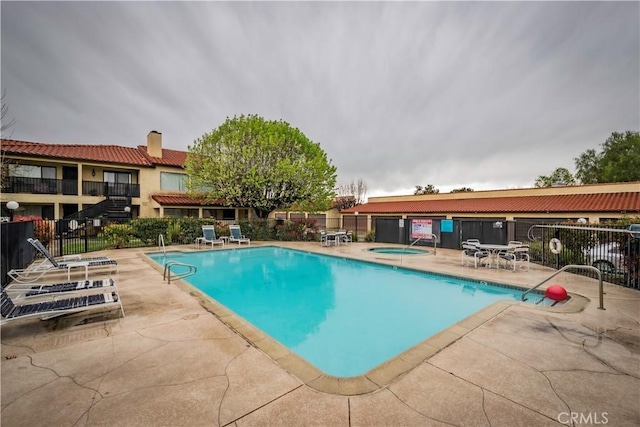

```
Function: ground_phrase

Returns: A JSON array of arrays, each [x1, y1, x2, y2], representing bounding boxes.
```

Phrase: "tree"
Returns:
[[414, 184, 439, 195], [333, 178, 368, 211], [534, 167, 576, 188], [574, 149, 601, 184], [574, 131, 640, 184], [1, 88, 16, 192], [185, 114, 337, 218], [450, 187, 474, 193], [1, 88, 16, 134]]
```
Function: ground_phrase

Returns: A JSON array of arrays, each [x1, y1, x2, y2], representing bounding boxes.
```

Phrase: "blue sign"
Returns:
[[441, 219, 453, 233]]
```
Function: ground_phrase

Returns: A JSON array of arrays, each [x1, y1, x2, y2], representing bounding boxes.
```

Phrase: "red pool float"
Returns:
[[545, 285, 568, 301]]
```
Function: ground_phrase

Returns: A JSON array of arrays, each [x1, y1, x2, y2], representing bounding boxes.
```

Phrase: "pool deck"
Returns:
[[2, 242, 639, 426]]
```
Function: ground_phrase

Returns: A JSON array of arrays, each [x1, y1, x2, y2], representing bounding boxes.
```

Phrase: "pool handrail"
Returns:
[[163, 261, 197, 284], [521, 264, 604, 310]]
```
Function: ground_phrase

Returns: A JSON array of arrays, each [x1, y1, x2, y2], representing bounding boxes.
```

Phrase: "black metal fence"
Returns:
[[373, 217, 639, 289], [3, 216, 638, 290]]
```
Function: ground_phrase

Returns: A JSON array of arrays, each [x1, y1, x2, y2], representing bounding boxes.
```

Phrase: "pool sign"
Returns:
[[411, 219, 432, 239]]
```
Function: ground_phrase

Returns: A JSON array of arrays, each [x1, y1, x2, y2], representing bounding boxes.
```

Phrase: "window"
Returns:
[[104, 171, 131, 184], [164, 208, 198, 218], [10, 164, 55, 178], [160, 172, 188, 191]]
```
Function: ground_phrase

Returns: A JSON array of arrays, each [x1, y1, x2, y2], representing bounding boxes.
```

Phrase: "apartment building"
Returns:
[[0, 131, 251, 221]]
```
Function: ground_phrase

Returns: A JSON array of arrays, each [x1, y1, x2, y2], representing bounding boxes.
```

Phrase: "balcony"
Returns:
[[3, 177, 140, 198], [4, 177, 77, 195], [82, 181, 140, 198]]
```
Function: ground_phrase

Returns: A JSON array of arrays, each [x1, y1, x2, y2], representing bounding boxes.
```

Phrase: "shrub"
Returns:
[[130, 218, 170, 245], [14, 216, 55, 247], [166, 220, 182, 244], [365, 229, 376, 242], [100, 223, 133, 249], [275, 218, 319, 241]]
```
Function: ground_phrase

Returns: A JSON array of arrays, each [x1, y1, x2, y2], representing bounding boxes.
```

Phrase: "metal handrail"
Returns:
[[408, 234, 438, 254], [158, 234, 166, 254], [521, 264, 604, 310], [163, 261, 197, 284]]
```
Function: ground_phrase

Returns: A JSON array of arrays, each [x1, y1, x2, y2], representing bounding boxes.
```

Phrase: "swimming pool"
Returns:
[[149, 246, 542, 377]]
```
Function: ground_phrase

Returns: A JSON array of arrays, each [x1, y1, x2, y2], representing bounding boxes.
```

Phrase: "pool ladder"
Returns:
[[163, 261, 197, 284]]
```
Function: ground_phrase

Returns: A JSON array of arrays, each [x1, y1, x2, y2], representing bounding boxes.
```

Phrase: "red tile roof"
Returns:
[[344, 192, 640, 215], [1, 139, 187, 168], [152, 194, 226, 206], [137, 146, 187, 167]]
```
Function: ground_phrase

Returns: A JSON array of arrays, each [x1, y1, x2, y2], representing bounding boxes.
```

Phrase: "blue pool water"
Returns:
[[149, 246, 539, 377]]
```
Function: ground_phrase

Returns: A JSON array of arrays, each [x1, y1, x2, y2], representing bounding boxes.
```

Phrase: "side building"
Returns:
[[0, 131, 252, 221]]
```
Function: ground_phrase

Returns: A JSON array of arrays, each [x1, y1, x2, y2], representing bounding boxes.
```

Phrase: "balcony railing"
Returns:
[[3, 177, 140, 198], [82, 181, 140, 197], [4, 177, 78, 195]]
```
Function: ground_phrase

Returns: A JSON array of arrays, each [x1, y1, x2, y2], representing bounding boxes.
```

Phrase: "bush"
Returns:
[[130, 218, 170, 245], [100, 223, 133, 249], [14, 216, 55, 247], [238, 218, 274, 240], [365, 229, 376, 242], [275, 218, 319, 241]]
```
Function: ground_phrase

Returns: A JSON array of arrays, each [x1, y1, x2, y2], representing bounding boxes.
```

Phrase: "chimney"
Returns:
[[147, 131, 163, 158]]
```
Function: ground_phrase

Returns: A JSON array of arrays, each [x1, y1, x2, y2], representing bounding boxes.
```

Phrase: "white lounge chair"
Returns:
[[228, 225, 250, 245], [1, 288, 124, 325], [199, 225, 225, 248], [7, 238, 118, 283], [4, 277, 118, 301]]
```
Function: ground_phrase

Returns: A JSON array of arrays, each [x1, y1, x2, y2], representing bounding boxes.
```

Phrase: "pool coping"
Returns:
[[140, 245, 590, 396]]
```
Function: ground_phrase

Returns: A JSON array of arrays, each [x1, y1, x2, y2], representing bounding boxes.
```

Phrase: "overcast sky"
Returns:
[[2, 1, 638, 198]]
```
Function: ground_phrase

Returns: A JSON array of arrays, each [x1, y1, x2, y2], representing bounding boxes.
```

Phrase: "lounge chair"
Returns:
[[4, 278, 117, 301], [228, 225, 250, 245], [199, 225, 225, 248], [7, 238, 118, 283], [1, 289, 124, 325]]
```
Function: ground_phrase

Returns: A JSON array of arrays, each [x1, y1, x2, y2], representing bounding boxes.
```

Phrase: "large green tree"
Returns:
[[534, 167, 576, 187], [185, 114, 337, 218], [574, 131, 640, 184]]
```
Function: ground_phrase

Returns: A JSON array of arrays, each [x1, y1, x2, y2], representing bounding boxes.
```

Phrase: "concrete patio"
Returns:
[[2, 242, 639, 426]]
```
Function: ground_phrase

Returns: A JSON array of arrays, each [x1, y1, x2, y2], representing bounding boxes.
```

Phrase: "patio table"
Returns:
[[476, 243, 510, 268]]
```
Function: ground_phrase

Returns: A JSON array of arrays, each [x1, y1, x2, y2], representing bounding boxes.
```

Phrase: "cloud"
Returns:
[[2, 1, 638, 198]]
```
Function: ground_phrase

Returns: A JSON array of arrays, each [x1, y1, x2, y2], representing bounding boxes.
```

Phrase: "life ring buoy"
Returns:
[[549, 238, 562, 254]]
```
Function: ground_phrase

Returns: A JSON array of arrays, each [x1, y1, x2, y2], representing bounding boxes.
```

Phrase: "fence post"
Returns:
[[84, 218, 89, 253], [58, 220, 64, 257]]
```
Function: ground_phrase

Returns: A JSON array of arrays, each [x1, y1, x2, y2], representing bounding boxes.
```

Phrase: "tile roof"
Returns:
[[1, 139, 187, 168], [152, 194, 225, 206], [344, 192, 640, 215], [137, 146, 187, 167]]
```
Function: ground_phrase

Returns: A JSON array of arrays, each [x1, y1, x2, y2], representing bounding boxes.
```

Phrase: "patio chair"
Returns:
[[199, 225, 225, 248], [1, 288, 124, 325], [7, 238, 118, 283], [4, 277, 117, 301], [339, 230, 353, 244], [320, 231, 337, 247], [228, 225, 250, 245], [499, 245, 530, 272], [461, 242, 490, 268]]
